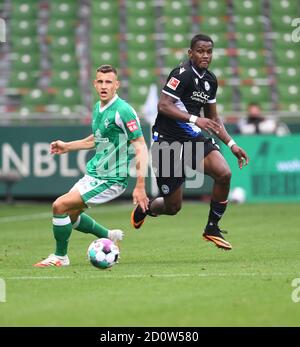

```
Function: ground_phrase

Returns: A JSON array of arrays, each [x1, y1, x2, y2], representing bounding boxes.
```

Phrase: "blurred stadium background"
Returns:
[[0, 0, 300, 202]]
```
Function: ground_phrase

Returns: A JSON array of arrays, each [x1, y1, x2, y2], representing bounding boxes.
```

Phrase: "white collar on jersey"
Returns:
[[99, 94, 119, 113], [191, 66, 206, 79]]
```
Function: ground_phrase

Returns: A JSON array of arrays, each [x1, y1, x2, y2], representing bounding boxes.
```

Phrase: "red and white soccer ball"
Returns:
[[87, 238, 120, 269]]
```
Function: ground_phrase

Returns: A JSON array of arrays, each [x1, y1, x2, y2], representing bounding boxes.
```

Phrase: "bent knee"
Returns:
[[217, 170, 232, 185], [165, 204, 182, 215], [52, 197, 67, 215]]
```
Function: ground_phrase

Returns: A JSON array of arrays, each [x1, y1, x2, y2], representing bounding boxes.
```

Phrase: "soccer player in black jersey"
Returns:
[[131, 34, 249, 250]]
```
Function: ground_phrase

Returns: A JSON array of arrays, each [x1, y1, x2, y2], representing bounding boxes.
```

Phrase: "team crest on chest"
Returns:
[[204, 81, 210, 91], [104, 118, 109, 128]]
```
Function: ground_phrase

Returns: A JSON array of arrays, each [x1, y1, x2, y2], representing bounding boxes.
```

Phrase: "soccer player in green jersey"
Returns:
[[34, 65, 149, 267]]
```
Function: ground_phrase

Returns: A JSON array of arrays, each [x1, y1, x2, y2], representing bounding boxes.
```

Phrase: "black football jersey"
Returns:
[[153, 59, 218, 142]]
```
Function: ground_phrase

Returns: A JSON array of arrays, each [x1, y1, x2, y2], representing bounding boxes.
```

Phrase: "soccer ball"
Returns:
[[87, 238, 120, 269], [229, 186, 246, 204]]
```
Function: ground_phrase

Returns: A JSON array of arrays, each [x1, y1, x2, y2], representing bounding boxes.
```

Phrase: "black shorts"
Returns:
[[151, 136, 219, 196]]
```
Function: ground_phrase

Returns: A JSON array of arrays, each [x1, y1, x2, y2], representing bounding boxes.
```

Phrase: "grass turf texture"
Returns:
[[0, 202, 300, 327]]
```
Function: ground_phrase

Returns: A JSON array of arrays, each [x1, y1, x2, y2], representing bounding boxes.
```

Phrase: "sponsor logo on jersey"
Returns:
[[204, 81, 210, 91], [95, 129, 102, 141], [167, 77, 180, 90], [126, 120, 138, 132], [94, 129, 109, 143], [191, 91, 210, 103]]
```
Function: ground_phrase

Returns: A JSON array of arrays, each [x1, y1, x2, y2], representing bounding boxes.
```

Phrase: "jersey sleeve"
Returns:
[[162, 68, 188, 100], [116, 104, 143, 141]]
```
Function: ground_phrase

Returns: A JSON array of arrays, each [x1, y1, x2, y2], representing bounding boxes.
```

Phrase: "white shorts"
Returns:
[[71, 175, 126, 207]]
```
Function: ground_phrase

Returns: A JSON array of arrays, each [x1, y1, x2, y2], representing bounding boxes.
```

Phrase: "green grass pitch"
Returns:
[[0, 201, 300, 327]]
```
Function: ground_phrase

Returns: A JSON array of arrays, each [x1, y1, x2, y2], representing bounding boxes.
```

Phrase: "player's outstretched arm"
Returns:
[[131, 137, 149, 213], [203, 103, 232, 142], [158, 93, 221, 134], [50, 134, 95, 155], [203, 103, 249, 169]]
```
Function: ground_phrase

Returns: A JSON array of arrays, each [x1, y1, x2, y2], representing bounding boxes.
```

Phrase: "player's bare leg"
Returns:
[[151, 185, 183, 215], [131, 186, 183, 229]]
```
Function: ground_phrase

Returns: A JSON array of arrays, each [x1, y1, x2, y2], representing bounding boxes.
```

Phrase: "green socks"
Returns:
[[52, 214, 73, 256], [73, 213, 109, 239], [52, 213, 109, 256]]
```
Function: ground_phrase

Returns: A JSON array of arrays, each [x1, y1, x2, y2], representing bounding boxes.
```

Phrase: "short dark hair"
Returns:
[[190, 34, 214, 49], [96, 64, 118, 75]]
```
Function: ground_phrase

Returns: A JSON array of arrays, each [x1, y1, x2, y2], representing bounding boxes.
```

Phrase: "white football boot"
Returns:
[[108, 229, 124, 244], [108, 229, 123, 262], [34, 254, 70, 267]]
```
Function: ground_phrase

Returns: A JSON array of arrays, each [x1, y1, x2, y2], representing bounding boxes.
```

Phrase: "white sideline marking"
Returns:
[[0, 212, 51, 223], [6, 272, 297, 280], [0, 205, 131, 223], [7, 276, 73, 280]]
